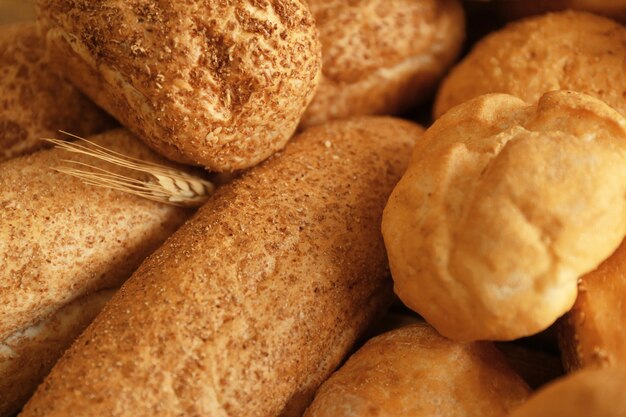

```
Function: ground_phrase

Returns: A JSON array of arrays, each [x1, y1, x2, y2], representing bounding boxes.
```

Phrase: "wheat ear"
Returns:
[[44, 132, 214, 207]]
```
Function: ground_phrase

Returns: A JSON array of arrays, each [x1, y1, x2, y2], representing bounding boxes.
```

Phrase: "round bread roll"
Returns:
[[304, 323, 531, 417], [508, 367, 626, 417], [0, 129, 190, 342], [496, 0, 626, 23], [37, 0, 322, 171], [382, 90, 626, 341], [0, 289, 114, 417], [0, 22, 113, 161], [20, 117, 421, 417], [559, 238, 626, 371], [434, 11, 626, 119], [299, 0, 465, 127]]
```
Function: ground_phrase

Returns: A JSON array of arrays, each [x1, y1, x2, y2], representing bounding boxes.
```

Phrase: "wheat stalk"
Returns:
[[44, 132, 214, 207]]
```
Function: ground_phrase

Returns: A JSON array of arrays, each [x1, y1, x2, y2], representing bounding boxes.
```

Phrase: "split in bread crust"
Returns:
[[382, 90, 626, 341], [37, 0, 322, 171]]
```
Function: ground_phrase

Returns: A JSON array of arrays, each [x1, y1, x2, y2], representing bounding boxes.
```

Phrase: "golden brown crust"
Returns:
[[300, 0, 464, 127], [304, 323, 530, 417], [0, 289, 114, 417], [496, 0, 626, 23], [508, 367, 626, 417], [0, 129, 190, 342], [37, 0, 322, 171], [20, 116, 422, 417], [558, 239, 626, 371], [434, 11, 626, 119], [0, 22, 113, 161], [382, 91, 626, 341]]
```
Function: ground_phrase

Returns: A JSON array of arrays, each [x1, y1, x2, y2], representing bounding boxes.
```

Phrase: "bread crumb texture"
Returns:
[[434, 11, 626, 119], [37, 0, 322, 171], [0, 22, 112, 161], [382, 90, 626, 341]]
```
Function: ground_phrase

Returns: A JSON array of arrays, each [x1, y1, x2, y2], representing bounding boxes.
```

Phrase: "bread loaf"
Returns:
[[0, 129, 190, 342], [508, 367, 626, 417], [434, 11, 626, 119], [19, 116, 421, 417], [37, 0, 322, 171], [0, 22, 112, 161], [382, 91, 626, 341], [0, 290, 114, 417], [496, 0, 626, 23], [300, 0, 464, 127], [304, 323, 530, 417], [559, 239, 626, 370]]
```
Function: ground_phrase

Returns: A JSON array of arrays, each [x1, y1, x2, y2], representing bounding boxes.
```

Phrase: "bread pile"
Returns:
[[1, 0, 626, 416]]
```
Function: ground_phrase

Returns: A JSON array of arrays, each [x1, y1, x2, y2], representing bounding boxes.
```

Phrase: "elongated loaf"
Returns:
[[508, 367, 626, 417], [20, 116, 422, 417], [37, 0, 322, 171], [304, 323, 530, 417], [382, 91, 626, 341], [559, 239, 626, 370], [0, 129, 190, 342], [0, 289, 114, 417], [300, 0, 464, 127], [0, 22, 113, 161], [434, 11, 626, 119]]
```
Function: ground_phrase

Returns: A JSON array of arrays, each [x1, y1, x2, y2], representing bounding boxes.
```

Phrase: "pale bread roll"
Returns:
[[497, 0, 626, 23], [0, 22, 113, 161], [19, 117, 422, 417], [300, 0, 464, 127], [559, 239, 626, 370], [0, 289, 114, 417], [304, 323, 530, 417], [37, 0, 322, 171], [434, 11, 626, 119], [508, 367, 626, 417], [382, 91, 626, 341], [0, 129, 190, 342]]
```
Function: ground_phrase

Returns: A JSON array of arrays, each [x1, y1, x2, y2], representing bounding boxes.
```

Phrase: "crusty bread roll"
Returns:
[[559, 239, 626, 370], [508, 367, 626, 417], [0, 129, 190, 342], [304, 323, 530, 417], [0, 22, 112, 161], [300, 0, 465, 127], [19, 117, 422, 417], [0, 289, 114, 417], [37, 0, 322, 171], [496, 0, 626, 23], [434, 11, 626, 119], [382, 91, 626, 341]]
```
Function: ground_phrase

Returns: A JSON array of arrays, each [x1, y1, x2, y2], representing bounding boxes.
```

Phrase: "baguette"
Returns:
[[434, 11, 626, 119], [559, 239, 626, 370], [0, 22, 113, 161], [304, 323, 530, 417], [382, 91, 626, 341], [20, 116, 422, 417], [0, 289, 114, 417], [37, 0, 322, 171], [300, 0, 464, 127]]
